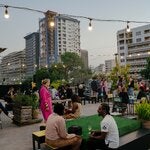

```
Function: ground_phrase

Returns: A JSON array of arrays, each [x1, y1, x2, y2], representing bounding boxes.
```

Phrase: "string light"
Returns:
[[88, 18, 93, 31], [1, 4, 150, 30], [50, 21, 54, 27], [126, 21, 130, 32], [4, 5, 10, 19]]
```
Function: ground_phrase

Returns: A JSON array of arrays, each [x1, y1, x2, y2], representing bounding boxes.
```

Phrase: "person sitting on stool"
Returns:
[[87, 103, 119, 150]]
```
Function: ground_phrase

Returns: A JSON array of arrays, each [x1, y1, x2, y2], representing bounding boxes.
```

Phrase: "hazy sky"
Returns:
[[0, 0, 150, 67]]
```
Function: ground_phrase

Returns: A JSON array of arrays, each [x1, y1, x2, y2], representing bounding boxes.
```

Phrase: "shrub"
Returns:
[[135, 100, 150, 120]]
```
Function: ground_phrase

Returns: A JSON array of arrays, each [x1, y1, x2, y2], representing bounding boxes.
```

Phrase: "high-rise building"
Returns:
[[1, 50, 26, 84], [117, 24, 150, 74], [105, 59, 115, 73], [80, 49, 88, 69], [94, 64, 105, 74], [24, 32, 39, 77], [39, 11, 80, 68]]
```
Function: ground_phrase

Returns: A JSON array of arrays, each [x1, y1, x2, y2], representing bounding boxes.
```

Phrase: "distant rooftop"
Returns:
[[0, 48, 7, 53]]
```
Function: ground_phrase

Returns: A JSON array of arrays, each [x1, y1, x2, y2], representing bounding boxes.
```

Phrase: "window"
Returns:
[[119, 33, 124, 38], [136, 31, 141, 36], [136, 38, 141, 42], [120, 46, 124, 50], [121, 59, 125, 62], [144, 29, 150, 34], [119, 40, 124, 45], [145, 36, 150, 41], [120, 53, 125, 56]]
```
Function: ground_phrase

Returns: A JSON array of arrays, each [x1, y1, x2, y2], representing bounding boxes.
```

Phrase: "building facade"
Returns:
[[1, 50, 26, 84], [80, 49, 88, 69], [117, 24, 150, 73], [94, 64, 105, 74], [105, 59, 115, 73], [39, 12, 80, 68], [24, 32, 39, 77]]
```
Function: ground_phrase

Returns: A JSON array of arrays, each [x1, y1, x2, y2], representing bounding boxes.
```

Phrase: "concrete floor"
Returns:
[[0, 101, 100, 150]]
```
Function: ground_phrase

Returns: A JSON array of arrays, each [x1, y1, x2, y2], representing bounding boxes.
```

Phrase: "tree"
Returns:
[[61, 52, 84, 80], [140, 57, 150, 80], [34, 68, 50, 88], [49, 63, 66, 81], [109, 65, 130, 90]]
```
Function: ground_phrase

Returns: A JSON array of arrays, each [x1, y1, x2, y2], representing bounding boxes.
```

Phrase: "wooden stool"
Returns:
[[32, 130, 45, 150]]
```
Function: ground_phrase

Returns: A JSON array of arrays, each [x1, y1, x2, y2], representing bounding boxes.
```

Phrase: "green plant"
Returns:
[[135, 100, 150, 120], [14, 94, 39, 110]]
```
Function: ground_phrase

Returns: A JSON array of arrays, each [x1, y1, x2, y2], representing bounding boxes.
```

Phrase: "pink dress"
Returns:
[[39, 85, 53, 121]]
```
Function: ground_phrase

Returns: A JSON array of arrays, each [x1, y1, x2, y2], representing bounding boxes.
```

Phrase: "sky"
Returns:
[[0, 0, 150, 67]]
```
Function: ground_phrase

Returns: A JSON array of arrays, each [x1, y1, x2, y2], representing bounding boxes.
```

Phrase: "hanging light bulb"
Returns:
[[88, 18, 93, 31], [126, 21, 130, 32], [4, 6, 10, 19]]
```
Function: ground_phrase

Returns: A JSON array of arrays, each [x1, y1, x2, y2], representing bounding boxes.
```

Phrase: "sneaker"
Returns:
[[8, 113, 14, 119]]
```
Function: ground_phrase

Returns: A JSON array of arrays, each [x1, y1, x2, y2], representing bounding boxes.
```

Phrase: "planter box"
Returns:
[[13, 105, 32, 125], [142, 120, 150, 129]]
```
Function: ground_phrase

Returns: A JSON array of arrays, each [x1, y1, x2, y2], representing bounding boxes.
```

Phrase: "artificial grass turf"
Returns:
[[66, 114, 141, 140]]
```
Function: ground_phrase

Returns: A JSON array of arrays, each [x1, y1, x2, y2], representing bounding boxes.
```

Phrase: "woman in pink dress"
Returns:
[[39, 79, 53, 122]]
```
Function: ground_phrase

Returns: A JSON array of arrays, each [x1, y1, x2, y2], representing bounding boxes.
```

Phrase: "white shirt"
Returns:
[[101, 115, 119, 148]]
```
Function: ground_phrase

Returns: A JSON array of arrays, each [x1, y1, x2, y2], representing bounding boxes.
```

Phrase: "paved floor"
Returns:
[[0, 101, 101, 150]]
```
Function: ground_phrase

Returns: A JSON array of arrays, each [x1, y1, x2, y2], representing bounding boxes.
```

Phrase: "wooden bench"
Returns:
[[41, 143, 59, 150], [119, 129, 150, 149], [41, 143, 72, 150], [32, 130, 72, 150]]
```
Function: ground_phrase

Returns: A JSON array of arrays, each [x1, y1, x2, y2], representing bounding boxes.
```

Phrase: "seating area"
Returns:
[[32, 114, 142, 150]]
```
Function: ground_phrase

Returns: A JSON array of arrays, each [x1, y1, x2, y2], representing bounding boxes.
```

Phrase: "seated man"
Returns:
[[64, 94, 82, 119], [45, 103, 82, 150], [0, 102, 14, 119], [87, 103, 119, 150]]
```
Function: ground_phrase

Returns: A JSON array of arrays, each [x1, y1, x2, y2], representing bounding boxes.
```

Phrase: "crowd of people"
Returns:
[[0, 76, 149, 149]]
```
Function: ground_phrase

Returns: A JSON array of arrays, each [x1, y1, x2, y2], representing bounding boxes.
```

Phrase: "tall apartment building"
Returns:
[[24, 32, 39, 77], [117, 24, 150, 74], [1, 50, 26, 84], [80, 49, 88, 69], [105, 59, 115, 73], [39, 12, 80, 68], [94, 64, 105, 74]]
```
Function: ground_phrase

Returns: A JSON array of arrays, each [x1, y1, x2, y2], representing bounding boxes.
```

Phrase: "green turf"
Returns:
[[66, 114, 141, 140]]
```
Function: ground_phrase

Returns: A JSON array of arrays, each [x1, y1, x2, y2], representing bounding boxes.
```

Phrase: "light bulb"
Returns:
[[126, 25, 130, 32], [88, 19, 93, 31], [4, 7, 10, 19], [50, 21, 54, 27], [88, 25, 93, 31], [126, 21, 130, 32]]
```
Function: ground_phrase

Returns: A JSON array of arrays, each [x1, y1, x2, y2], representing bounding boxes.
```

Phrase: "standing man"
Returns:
[[88, 103, 119, 150], [91, 76, 98, 98]]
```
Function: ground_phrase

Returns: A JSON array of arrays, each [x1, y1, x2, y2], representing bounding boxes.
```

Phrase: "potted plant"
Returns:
[[135, 99, 150, 129], [31, 94, 40, 119], [13, 94, 39, 125]]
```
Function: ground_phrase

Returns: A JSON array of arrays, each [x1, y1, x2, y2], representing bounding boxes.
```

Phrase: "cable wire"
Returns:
[[1, 4, 150, 24]]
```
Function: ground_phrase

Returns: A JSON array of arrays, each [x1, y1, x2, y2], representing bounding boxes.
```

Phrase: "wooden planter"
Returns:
[[13, 105, 32, 125], [142, 120, 150, 129]]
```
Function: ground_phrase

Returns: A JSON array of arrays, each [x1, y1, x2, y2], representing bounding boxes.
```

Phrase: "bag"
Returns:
[[68, 125, 82, 135]]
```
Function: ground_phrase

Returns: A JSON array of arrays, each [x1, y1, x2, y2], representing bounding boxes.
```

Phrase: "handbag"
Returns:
[[68, 125, 82, 135]]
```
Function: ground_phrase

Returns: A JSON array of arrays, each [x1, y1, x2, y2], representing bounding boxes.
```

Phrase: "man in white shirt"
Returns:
[[45, 103, 82, 150], [88, 103, 119, 150]]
